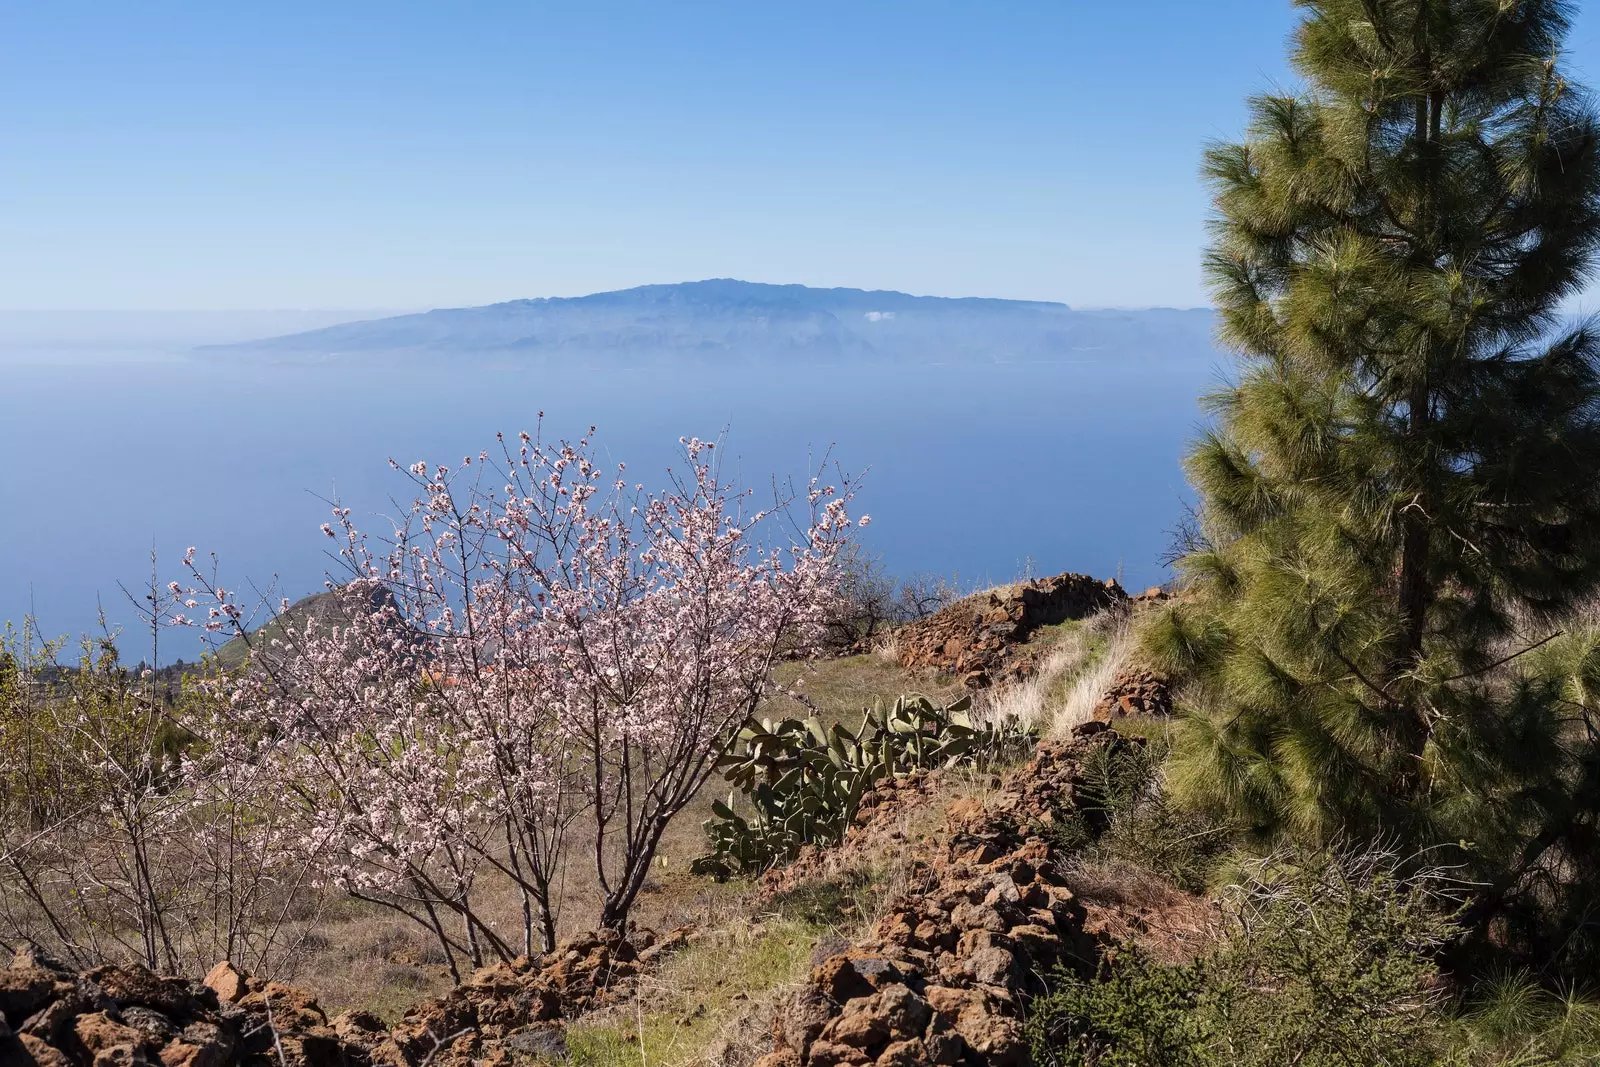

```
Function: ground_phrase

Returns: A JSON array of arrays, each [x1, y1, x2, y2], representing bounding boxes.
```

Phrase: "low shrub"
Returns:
[[1026, 949, 1205, 1067], [1040, 736, 1233, 893], [1027, 848, 1464, 1067], [1443, 974, 1600, 1066]]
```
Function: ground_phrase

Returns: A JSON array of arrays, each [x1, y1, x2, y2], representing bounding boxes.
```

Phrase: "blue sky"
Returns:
[[6, 1, 1600, 311]]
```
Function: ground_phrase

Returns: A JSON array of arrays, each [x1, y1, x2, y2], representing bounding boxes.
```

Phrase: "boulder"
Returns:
[[73, 1011, 151, 1058], [875, 1038, 932, 1067], [16, 1032, 75, 1067], [776, 985, 836, 1053], [200, 963, 244, 1006], [499, 1025, 567, 1061], [753, 1050, 804, 1067], [0, 969, 62, 1025], [806, 1039, 873, 1067], [813, 955, 906, 1004]]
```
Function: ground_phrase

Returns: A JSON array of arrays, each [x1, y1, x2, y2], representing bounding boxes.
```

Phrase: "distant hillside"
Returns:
[[203, 279, 1216, 363], [213, 583, 406, 671]]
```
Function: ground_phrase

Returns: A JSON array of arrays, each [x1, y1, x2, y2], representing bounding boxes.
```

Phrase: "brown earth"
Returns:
[[893, 574, 1126, 689]]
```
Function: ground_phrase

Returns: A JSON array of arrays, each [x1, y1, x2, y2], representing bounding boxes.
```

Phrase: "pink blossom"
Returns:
[[173, 425, 859, 964]]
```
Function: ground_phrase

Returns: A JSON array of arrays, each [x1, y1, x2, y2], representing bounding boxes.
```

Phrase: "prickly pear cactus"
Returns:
[[692, 694, 1034, 877]]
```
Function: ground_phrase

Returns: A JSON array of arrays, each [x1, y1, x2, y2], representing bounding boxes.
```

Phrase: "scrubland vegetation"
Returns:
[[9, 2, 1600, 1065]]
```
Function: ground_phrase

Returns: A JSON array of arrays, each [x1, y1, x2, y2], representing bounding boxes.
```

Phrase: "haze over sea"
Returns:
[[1, 290, 1221, 661]]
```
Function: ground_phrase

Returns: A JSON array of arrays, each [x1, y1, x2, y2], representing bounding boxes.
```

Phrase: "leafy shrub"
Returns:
[[1040, 736, 1233, 893], [1026, 849, 1463, 1067], [1026, 949, 1204, 1067], [1197, 849, 1460, 1067], [693, 694, 1033, 876]]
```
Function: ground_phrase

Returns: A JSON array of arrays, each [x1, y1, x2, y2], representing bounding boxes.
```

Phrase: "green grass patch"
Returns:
[[768, 654, 960, 727], [566, 918, 819, 1067]]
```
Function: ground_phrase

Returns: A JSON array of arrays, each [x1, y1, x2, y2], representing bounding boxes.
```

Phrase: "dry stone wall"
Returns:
[[894, 574, 1126, 688], [755, 736, 1130, 1067], [1090, 666, 1172, 722], [0, 946, 351, 1067], [0, 924, 691, 1067]]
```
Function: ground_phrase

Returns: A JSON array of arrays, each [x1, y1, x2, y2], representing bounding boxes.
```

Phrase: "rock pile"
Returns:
[[2, 924, 687, 1067], [756, 738, 1121, 1067], [1090, 666, 1173, 722], [894, 574, 1125, 688], [346, 927, 684, 1067], [851, 769, 941, 830], [0, 946, 356, 1067]]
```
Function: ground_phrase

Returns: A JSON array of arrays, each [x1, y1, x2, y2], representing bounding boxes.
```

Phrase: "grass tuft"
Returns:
[[566, 918, 821, 1067]]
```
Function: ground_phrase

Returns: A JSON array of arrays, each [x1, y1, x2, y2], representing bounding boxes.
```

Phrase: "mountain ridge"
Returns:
[[202, 279, 1216, 363]]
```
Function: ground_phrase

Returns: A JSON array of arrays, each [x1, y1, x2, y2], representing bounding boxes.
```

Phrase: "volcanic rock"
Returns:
[[1090, 667, 1172, 721], [893, 574, 1125, 687]]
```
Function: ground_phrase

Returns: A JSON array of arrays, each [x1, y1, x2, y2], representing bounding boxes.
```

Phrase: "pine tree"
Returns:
[[1150, 0, 1600, 871]]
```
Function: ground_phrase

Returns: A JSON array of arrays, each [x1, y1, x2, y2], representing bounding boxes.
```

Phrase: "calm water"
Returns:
[[1, 350, 1221, 659]]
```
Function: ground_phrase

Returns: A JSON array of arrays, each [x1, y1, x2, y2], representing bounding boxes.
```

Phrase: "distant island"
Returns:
[[202, 278, 1216, 363]]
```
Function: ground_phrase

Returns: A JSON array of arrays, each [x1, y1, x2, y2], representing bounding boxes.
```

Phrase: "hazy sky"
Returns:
[[7, 1, 1600, 311]]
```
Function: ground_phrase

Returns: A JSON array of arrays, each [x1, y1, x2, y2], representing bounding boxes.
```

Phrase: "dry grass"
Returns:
[[566, 917, 820, 1067], [282, 910, 455, 1021], [969, 607, 1134, 738], [277, 652, 945, 1019], [767, 653, 960, 727], [1065, 858, 1222, 966], [975, 627, 1093, 734], [1050, 610, 1134, 737]]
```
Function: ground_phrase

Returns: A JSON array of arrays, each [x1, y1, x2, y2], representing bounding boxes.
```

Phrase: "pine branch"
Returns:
[[1335, 651, 1401, 708], [1438, 630, 1564, 683]]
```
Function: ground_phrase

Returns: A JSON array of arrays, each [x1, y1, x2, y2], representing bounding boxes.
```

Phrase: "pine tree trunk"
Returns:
[[1397, 377, 1432, 673], [1395, 21, 1438, 783]]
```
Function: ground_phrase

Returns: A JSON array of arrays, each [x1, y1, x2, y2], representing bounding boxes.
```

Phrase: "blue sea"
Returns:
[[1, 322, 1223, 660]]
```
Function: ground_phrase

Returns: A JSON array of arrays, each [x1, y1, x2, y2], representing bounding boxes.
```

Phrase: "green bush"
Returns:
[[1027, 849, 1462, 1067], [1039, 736, 1233, 894], [1442, 974, 1600, 1067], [1196, 850, 1457, 1067], [1026, 950, 1204, 1067]]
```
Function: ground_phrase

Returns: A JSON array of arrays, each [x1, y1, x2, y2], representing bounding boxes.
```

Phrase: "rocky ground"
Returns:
[[1090, 666, 1172, 722], [0, 925, 689, 1067], [2, 576, 1196, 1067], [750, 733, 1129, 1067], [0, 944, 354, 1067], [892, 574, 1127, 688]]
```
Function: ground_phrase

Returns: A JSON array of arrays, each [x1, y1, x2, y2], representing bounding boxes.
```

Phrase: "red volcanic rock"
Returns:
[[893, 574, 1125, 688]]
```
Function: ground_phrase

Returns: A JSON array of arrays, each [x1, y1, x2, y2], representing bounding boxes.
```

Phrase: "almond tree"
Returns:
[[180, 426, 857, 967]]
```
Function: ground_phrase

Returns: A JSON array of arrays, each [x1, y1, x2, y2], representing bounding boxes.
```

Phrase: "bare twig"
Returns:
[[262, 995, 289, 1067], [418, 1027, 474, 1067]]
